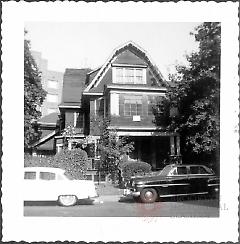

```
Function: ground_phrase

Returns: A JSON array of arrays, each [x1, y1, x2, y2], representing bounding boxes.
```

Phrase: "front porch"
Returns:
[[117, 131, 181, 170]]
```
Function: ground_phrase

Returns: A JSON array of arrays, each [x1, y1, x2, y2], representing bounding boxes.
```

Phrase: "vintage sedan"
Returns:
[[123, 164, 219, 203], [24, 167, 98, 206]]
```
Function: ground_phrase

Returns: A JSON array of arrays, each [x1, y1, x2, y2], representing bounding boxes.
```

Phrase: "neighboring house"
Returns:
[[32, 112, 60, 156], [31, 51, 63, 117], [55, 41, 181, 170]]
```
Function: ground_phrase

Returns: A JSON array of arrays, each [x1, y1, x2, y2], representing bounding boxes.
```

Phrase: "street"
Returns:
[[24, 196, 219, 217]]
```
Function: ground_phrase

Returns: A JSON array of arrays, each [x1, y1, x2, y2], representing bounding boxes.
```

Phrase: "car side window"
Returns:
[[199, 166, 208, 174], [177, 167, 188, 175], [39, 172, 55, 180], [190, 166, 208, 175], [24, 171, 36, 180]]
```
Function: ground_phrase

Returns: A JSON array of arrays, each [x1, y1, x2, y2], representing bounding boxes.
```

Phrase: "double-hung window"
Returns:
[[124, 95, 142, 116], [125, 68, 134, 83], [116, 68, 124, 83], [114, 67, 146, 84], [135, 69, 144, 84]]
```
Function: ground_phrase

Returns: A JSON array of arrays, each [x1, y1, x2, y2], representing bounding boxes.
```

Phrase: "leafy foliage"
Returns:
[[120, 160, 152, 181], [155, 22, 220, 171], [53, 148, 88, 179], [24, 30, 46, 149], [24, 154, 54, 167], [24, 148, 88, 179], [93, 117, 134, 180]]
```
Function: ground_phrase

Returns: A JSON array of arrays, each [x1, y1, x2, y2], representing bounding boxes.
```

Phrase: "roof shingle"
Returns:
[[60, 68, 91, 107]]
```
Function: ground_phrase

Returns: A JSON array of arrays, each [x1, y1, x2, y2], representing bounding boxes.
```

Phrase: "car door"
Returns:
[[188, 166, 210, 194], [23, 170, 38, 201], [38, 171, 57, 201], [168, 166, 190, 195]]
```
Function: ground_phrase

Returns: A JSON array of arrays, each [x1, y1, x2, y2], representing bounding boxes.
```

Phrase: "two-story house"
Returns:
[[55, 41, 181, 170]]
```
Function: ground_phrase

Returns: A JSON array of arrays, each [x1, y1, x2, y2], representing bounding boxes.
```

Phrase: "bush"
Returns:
[[24, 148, 88, 180], [120, 160, 152, 182], [53, 148, 88, 180], [24, 154, 54, 167]]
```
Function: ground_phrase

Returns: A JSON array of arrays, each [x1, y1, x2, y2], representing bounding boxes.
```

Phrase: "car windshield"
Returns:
[[159, 165, 174, 176]]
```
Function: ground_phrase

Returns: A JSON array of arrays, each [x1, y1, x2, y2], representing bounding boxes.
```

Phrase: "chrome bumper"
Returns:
[[123, 188, 140, 197]]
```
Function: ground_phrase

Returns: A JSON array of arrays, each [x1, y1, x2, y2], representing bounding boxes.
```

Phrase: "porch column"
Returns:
[[56, 144, 63, 153], [176, 136, 181, 155], [170, 136, 175, 155], [68, 140, 72, 150]]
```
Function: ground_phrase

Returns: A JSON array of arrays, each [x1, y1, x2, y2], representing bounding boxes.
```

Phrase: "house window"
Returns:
[[95, 98, 104, 117], [114, 67, 146, 84], [116, 68, 124, 83], [74, 112, 84, 128], [124, 96, 142, 116], [47, 94, 58, 103], [125, 68, 134, 83], [135, 69, 144, 84], [48, 79, 58, 89]]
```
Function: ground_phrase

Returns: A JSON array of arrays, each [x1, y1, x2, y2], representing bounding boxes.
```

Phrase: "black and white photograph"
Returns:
[[2, 1, 239, 242]]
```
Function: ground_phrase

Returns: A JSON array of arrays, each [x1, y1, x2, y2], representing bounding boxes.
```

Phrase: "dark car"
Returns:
[[123, 164, 219, 203]]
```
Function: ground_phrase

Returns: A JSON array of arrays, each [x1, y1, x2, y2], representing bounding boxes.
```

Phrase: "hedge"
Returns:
[[24, 148, 88, 180], [120, 160, 152, 181], [53, 148, 88, 179]]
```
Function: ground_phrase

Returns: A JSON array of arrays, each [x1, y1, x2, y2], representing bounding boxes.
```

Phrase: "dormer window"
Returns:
[[113, 66, 146, 84]]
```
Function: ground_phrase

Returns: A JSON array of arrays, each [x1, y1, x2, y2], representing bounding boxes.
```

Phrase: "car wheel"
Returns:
[[140, 188, 158, 203], [58, 195, 78, 207]]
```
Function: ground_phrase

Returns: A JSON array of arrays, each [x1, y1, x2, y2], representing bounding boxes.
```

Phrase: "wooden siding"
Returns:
[[109, 93, 166, 127]]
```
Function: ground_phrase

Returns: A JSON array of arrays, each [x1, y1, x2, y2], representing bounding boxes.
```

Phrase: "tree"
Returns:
[[93, 117, 134, 182], [24, 30, 46, 149], [156, 22, 220, 172]]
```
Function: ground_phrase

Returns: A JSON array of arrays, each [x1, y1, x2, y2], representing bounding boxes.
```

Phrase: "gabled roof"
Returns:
[[84, 41, 166, 93], [60, 68, 91, 108]]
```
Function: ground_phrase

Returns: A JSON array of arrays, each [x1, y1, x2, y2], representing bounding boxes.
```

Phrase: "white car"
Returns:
[[24, 167, 99, 206]]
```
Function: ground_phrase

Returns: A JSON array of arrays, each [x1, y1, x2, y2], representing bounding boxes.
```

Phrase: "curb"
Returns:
[[94, 195, 122, 203]]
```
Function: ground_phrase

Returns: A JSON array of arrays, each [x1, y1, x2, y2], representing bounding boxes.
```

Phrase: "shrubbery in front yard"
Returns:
[[24, 148, 88, 179], [120, 160, 152, 182], [24, 154, 54, 167], [53, 148, 88, 179]]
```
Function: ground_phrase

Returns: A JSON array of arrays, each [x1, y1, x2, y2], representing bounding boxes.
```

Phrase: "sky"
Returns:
[[25, 22, 201, 79]]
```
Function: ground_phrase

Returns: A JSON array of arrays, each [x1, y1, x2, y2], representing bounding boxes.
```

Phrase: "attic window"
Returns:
[[113, 67, 146, 84]]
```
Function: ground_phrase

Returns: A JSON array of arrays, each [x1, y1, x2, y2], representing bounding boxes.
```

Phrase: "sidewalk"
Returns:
[[94, 183, 124, 203]]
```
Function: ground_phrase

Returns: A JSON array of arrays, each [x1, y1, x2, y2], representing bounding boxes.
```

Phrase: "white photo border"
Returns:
[[2, 1, 239, 242]]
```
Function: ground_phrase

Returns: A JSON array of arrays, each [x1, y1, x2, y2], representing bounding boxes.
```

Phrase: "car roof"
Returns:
[[169, 164, 208, 167], [24, 167, 65, 173]]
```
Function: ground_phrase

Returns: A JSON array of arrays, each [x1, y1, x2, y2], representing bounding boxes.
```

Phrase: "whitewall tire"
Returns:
[[58, 195, 78, 206]]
